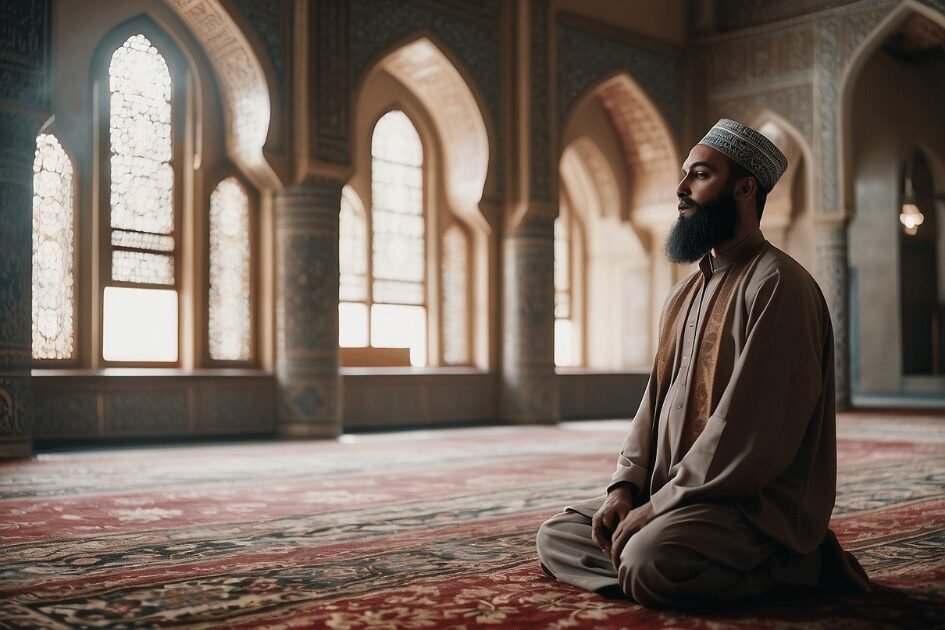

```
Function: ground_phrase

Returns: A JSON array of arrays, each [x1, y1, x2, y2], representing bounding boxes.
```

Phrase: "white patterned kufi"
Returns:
[[698, 119, 788, 193]]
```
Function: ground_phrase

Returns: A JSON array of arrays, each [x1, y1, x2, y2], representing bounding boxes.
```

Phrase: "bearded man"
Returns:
[[536, 119, 868, 608]]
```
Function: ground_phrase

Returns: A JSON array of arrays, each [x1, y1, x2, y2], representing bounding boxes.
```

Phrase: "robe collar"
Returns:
[[700, 229, 767, 277]]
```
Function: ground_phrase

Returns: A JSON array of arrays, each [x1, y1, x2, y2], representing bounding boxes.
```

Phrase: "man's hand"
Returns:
[[609, 502, 656, 568], [591, 484, 635, 553]]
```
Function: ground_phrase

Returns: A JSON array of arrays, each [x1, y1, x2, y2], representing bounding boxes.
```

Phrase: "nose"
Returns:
[[676, 177, 689, 199]]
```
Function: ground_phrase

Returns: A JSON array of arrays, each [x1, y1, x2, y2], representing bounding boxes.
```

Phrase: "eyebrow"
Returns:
[[681, 161, 716, 174]]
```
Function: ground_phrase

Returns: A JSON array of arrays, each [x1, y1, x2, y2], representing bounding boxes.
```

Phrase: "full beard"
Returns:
[[665, 190, 739, 264]]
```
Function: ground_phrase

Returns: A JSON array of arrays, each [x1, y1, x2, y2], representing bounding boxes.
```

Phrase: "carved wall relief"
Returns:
[[558, 20, 684, 147]]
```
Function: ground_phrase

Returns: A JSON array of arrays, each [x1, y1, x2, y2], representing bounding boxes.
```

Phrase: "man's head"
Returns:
[[666, 119, 787, 264]]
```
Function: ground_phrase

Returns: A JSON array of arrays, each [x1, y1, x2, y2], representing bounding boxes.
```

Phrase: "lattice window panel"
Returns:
[[108, 33, 175, 286], [371, 110, 425, 306], [31, 133, 75, 360], [208, 177, 251, 361]]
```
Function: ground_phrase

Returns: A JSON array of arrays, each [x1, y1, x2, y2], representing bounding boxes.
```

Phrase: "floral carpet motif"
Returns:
[[1, 412, 944, 628]]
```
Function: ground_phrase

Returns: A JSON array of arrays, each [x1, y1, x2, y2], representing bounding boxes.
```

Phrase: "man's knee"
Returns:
[[616, 525, 700, 608], [536, 512, 574, 568], [535, 517, 556, 567]]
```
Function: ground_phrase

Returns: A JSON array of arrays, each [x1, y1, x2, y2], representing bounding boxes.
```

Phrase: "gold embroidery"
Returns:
[[653, 243, 770, 453]]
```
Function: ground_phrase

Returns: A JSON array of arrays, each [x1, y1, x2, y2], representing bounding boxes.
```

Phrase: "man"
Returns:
[[536, 119, 868, 608]]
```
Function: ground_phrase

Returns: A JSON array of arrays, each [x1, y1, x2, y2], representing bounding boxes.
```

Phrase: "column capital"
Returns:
[[505, 200, 557, 236]]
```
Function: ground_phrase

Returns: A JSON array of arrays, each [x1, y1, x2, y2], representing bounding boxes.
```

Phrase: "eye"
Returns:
[[694, 171, 708, 179]]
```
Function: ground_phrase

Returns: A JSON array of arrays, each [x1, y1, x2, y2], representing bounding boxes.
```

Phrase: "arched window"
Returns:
[[32, 133, 76, 361], [33, 16, 261, 380], [101, 33, 179, 363], [555, 194, 584, 367], [369, 110, 426, 366], [339, 185, 369, 347], [442, 224, 469, 365], [208, 177, 251, 361]]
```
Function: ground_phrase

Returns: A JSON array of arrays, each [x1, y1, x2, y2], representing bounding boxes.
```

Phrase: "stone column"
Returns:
[[274, 179, 342, 438], [812, 16, 851, 410], [815, 219, 851, 410], [0, 111, 44, 459], [0, 0, 52, 459], [500, 213, 558, 423], [498, 0, 558, 424]]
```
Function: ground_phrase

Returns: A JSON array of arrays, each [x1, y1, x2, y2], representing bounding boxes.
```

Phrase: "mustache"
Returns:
[[678, 197, 696, 210]]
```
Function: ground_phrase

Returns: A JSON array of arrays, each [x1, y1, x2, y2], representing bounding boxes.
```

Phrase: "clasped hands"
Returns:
[[591, 484, 656, 568]]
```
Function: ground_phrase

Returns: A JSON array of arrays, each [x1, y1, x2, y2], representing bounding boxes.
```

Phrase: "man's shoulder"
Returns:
[[749, 243, 826, 305], [754, 243, 818, 283]]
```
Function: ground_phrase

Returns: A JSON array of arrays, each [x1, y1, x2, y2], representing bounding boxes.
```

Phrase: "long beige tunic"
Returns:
[[610, 229, 836, 555]]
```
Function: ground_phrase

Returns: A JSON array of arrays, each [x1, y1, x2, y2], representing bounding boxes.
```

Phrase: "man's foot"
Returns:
[[818, 529, 870, 594]]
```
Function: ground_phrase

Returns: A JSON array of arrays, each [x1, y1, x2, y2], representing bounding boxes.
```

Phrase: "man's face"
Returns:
[[665, 145, 739, 264]]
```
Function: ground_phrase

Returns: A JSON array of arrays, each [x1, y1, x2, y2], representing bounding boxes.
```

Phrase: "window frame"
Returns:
[[339, 184, 371, 348], [366, 106, 430, 365], [555, 186, 588, 368], [93, 23, 188, 368], [201, 170, 259, 368]]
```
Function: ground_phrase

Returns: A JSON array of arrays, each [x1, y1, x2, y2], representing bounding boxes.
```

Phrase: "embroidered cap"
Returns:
[[698, 119, 788, 193]]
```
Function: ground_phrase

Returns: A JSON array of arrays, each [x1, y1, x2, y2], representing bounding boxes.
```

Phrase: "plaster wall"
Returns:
[[849, 50, 945, 394]]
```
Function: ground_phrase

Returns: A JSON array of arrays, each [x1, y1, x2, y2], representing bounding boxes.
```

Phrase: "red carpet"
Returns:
[[1, 412, 944, 628]]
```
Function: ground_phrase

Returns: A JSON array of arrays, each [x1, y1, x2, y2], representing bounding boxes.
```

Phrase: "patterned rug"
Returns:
[[1, 412, 944, 629]]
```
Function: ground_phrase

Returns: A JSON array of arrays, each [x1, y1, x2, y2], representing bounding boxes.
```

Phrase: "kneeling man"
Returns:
[[536, 119, 868, 608]]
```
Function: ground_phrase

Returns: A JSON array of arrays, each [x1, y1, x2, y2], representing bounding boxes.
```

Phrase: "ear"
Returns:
[[734, 175, 756, 199]]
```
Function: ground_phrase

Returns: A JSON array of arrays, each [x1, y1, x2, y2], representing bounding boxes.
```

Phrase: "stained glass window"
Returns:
[[108, 33, 175, 286], [442, 226, 469, 365], [208, 177, 251, 361], [32, 133, 75, 360]]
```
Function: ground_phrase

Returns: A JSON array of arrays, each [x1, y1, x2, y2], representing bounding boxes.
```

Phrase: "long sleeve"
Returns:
[[607, 275, 697, 496], [608, 372, 658, 494]]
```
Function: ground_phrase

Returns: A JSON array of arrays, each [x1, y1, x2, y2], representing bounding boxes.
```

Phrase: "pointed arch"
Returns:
[[843, 2, 945, 397], [165, 0, 280, 188], [565, 71, 680, 230], [839, 1, 945, 214], [560, 71, 677, 369], [348, 34, 495, 369], [362, 36, 491, 228]]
